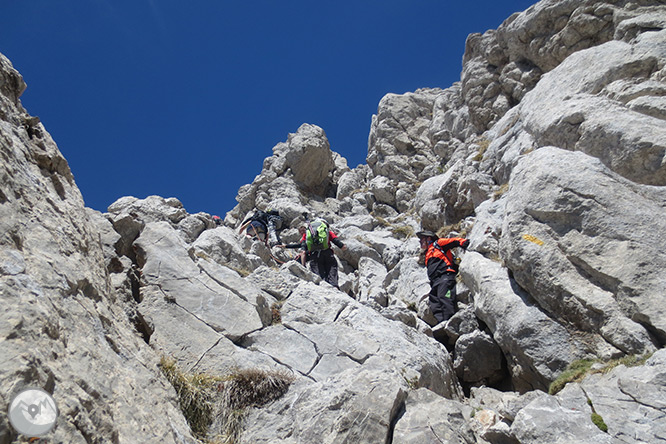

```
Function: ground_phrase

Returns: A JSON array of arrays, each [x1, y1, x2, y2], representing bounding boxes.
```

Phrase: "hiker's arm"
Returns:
[[437, 238, 469, 250], [331, 237, 346, 250], [281, 242, 304, 249], [329, 231, 347, 250]]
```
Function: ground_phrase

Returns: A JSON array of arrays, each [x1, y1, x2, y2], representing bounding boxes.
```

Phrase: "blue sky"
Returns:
[[1, 1, 535, 216]]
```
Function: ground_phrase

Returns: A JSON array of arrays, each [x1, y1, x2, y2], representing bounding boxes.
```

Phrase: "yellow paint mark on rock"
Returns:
[[523, 234, 545, 246]]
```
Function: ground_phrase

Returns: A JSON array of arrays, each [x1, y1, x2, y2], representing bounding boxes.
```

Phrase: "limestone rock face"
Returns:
[[461, 0, 663, 133], [392, 388, 476, 444], [517, 34, 666, 186], [367, 89, 446, 186], [461, 252, 587, 392], [3, 0, 666, 443], [226, 123, 345, 228], [0, 53, 197, 443], [501, 147, 665, 352]]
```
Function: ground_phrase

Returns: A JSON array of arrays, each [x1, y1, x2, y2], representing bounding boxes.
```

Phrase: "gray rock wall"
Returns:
[[0, 54, 197, 443], [2, 0, 666, 443]]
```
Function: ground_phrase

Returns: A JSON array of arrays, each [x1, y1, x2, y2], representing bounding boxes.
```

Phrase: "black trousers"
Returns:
[[429, 272, 457, 323], [309, 249, 339, 288]]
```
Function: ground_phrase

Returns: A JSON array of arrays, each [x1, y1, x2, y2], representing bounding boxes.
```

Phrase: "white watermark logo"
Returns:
[[8, 388, 58, 437]]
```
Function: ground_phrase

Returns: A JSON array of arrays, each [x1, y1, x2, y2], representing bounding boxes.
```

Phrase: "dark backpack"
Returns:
[[250, 210, 268, 225], [266, 209, 283, 230]]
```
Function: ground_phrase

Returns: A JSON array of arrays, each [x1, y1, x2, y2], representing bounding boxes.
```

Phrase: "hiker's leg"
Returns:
[[435, 274, 457, 321], [323, 250, 339, 288], [428, 286, 445, 323], [429, 274, 457, 323], [309, 253, 321, 277]]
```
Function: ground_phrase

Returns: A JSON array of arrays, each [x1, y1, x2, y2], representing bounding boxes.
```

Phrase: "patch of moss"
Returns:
[[599, 353, 651, 374], [549, 353, 654, 395], [548, 359, 596, 395], [591, 412, 608, 432]]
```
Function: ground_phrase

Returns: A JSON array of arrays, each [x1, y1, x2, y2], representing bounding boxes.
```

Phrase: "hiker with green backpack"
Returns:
[[416, 230, 469, 324], [279, 218, 346, 288]]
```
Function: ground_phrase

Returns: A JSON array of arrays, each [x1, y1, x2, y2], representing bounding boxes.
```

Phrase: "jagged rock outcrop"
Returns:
[[2, 0, 666, 443], [0, 54, 197, 443]]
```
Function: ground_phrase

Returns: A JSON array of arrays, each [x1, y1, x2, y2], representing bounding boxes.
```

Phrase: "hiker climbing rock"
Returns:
[[416, 230, 469, 324], [279, 218, 346, 288], [238, 209, 283, 245], [279, 226, 308, 266]]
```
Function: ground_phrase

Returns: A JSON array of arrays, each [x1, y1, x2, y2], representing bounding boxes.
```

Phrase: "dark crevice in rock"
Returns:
[[340, 351, 370, 366], [189, 337, 222, 373], [129, 266, 142, 303], [197, 261, 249, 303], [384, 398, 406, 444], [634, 320, 665, 349], [130, 311, 153, 344]]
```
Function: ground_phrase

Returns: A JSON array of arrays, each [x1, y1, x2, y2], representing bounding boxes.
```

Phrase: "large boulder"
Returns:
[[367, 90, 444, 184], [392, 388, 476, 444], [226, 123, 342, 225], [414, 161, 494, 229], [191, 225, 257, 274], [240, 364, 408, 444], [135, 222, 266, 341], [460, 252, 587, 392], [454, 330, 505, 386], [280, 123, 336, 192], [501, 147, 664, 352]]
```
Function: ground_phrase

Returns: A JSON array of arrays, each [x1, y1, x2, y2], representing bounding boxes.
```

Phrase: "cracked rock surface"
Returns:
[[3, 0, 666, 443]]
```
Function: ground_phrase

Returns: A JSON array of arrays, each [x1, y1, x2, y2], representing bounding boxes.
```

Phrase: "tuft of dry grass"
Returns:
[[217, 369, 294, 443], [159, 357, 219, 437], [160, 358, 295, 443], [270, 301, 284, 325], [436, 223, 466, 239], [493, 183, 510, 200], [472, 137, 491, 162], [392, 225, 415, 239]]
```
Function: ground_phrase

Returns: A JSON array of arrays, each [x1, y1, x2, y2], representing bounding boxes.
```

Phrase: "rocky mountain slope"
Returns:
[[2, 0, 666, 443]]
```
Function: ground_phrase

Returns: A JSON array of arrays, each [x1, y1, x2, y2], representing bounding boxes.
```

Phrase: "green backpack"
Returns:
[[306, 219, 330, 251]]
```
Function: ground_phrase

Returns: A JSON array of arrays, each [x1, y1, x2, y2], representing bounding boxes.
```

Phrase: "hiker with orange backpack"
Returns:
[[416, 230, 469, 324]]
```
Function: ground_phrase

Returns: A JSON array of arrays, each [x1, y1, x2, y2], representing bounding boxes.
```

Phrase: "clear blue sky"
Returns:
[[1, 1, 535, 215]]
